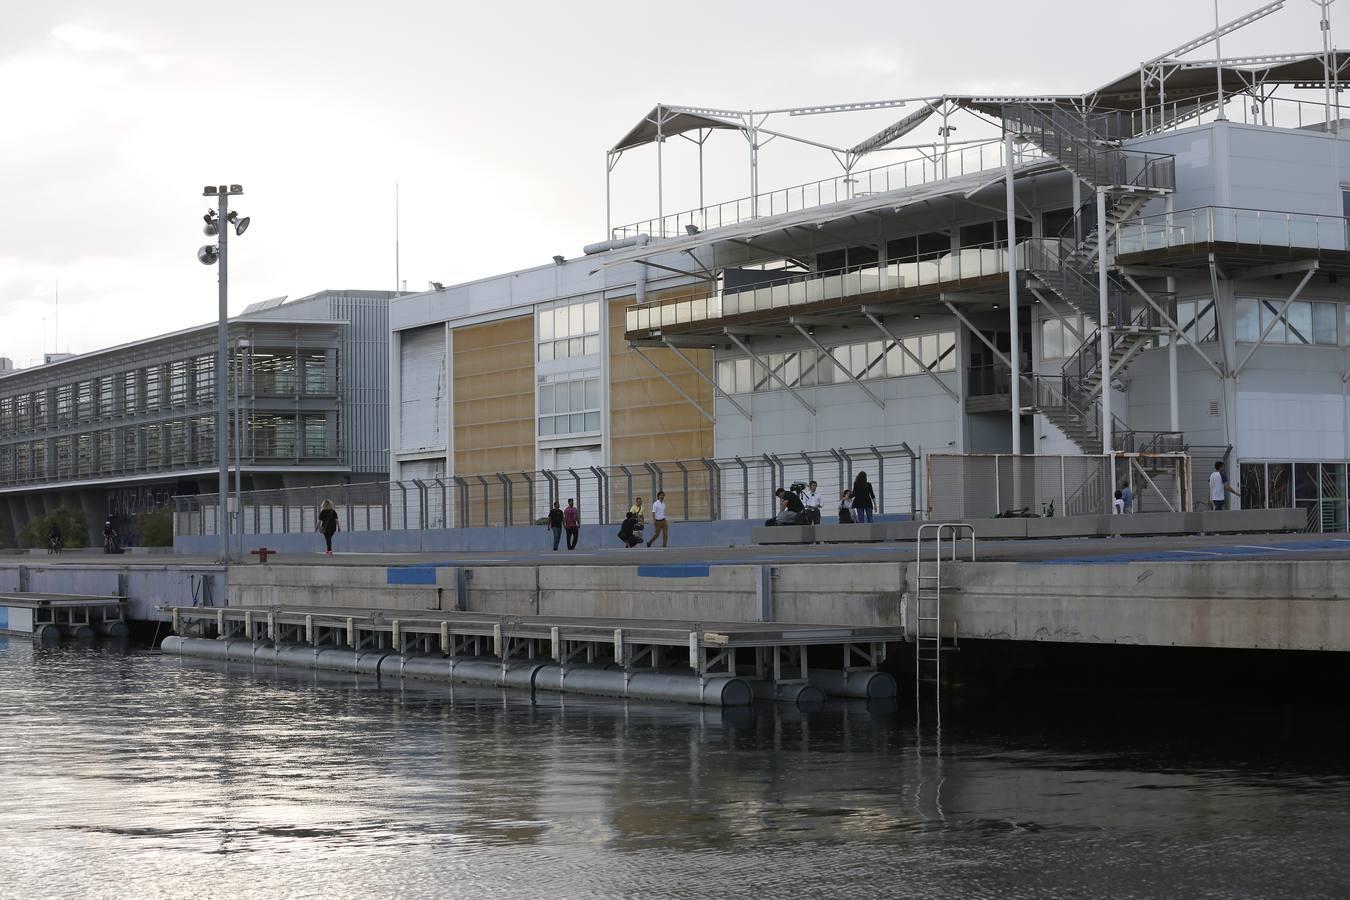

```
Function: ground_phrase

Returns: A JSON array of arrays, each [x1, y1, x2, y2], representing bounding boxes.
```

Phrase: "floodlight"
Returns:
[[227, 211, 250, 236], [197, 245, 219, 265], [552, 255, 565, 265], [685, 224, 700, 235], [203, 221, 218, 236]]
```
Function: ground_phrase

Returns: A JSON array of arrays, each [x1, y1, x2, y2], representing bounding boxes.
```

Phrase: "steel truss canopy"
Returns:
[[612, 106, 747, 153]]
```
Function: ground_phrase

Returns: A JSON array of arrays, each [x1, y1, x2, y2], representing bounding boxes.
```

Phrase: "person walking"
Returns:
[[851, 472, 876, 523], [563, 498, 580, 550], [801, 481, 822, 525], [548, 501, 564, 551], [316, 499, 339, 555], [1119, 479, 1134, 514], [646, 491, 669, 547], [1210, 460, 1239, 510]]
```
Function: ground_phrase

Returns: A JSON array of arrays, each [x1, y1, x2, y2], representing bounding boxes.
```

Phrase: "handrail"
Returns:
[[613, 138, 1048, 240], [1117, 205, 1350, 255], [624, 238, 1062, 335]]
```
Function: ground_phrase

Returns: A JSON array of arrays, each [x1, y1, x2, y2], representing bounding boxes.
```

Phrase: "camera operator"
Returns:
[[799, 480, 822, 525]]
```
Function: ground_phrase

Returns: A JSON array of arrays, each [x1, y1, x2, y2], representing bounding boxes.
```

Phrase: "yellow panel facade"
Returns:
[[607, 295, 715, 467], [452, 316, 535, 481]]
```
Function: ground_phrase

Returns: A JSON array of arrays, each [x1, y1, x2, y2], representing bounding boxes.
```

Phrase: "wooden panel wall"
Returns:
[[607, 296, 714, 467], [452, 316, 534, 478]]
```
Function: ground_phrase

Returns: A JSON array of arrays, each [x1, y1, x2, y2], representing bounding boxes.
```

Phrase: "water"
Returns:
[[2, 639, 1348, 899]]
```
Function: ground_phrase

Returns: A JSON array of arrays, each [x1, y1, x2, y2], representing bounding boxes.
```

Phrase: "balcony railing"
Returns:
[[625, 239, 1064, 335], [612, 139, 1048, 241], [1117, 206, 1350, 256]]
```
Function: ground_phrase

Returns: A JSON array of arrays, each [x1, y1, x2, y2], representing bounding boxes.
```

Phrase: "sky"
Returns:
[[0, 0, 1336, 367]]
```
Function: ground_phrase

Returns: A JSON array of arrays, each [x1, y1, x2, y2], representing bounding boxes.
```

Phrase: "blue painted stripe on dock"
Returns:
[[637, 564, 711, 578], [1022, 538, 1350, 565], [387, 567, 438, 585]]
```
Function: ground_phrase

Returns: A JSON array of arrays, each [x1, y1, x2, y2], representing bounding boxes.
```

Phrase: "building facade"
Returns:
[[0, 289, 393, 544], [390, 42, 1350, 526]]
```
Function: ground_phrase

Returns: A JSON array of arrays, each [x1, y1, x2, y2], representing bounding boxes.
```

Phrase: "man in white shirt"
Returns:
[[646, 491, 669, 547], [801, 481, 823, 525], [1209, 460, 1238, 510]]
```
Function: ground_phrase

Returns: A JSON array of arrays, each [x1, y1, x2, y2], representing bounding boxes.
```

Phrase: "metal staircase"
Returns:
[[913, 524, 976, 692], [1002, 102, 1176, 455]]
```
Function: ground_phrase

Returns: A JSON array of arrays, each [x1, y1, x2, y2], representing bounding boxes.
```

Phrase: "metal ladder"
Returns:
[[913, 523, 976, 689]]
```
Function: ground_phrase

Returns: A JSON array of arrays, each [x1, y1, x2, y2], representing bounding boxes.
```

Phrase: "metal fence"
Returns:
[[174, 444, 918, 537], [926, 453, 1191, 520]]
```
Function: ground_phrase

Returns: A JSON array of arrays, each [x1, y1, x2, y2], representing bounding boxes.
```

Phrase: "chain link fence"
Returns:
[[926, 452, 1191, 520], [174, 444, 918, 537]]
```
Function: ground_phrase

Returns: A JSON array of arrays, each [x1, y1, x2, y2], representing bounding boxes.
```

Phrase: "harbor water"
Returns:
[[2, 638, 1348, 899]]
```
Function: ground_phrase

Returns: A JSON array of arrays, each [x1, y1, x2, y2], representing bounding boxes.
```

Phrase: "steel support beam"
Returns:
[[1029, 287, 1086, 344], [1122, 274, 1226, 380], [790, 321, 884, 409], [1005, 132, 1021, 454], [861, 309, 960, 403], [662, 340, 754, 421], [725, 332, 816, 415], [943, 299, 1013, 369], [1233, 267, 1317, 376], [630, 346, 716, 423]]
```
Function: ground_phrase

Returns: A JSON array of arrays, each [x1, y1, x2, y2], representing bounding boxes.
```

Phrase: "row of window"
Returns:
[[1240, 460, 1347, 532], [538, 298, 602, 363], [1160, 298, 1349, 347], [538, 375, 601, 437], [0, 350, 333, 436], [715, 332, 957, 396], [0, 414, 332, 486], [1040, 315, 1088, 361]]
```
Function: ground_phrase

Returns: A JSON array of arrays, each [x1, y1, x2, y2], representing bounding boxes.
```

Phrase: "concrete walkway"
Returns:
[[5, 531, 1350, 567]]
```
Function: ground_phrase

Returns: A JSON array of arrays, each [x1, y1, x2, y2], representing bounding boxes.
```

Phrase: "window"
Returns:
[[168, 361, 189, 405], [97, 377, 113, 417], [251, 414, 297, 457], [55, 385, 73, 425], [193, 355, 215, 402], [1239, 299, 1338, 345], [252, 351, 298, 395], [76, 381, 93, 420], [144, 366, 162, 409], [1042, 315, 1087, 360], [538, 375, 601, 436], [302, 352, 330, 394], [1176, 299, 1217, 343], [539, 298, 602, 361], [77, 433, 94, 475], [302, 414, 329, 456], [715, 330, 956, 394]]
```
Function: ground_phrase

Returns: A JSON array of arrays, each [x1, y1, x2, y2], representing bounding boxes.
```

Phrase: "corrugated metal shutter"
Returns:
[[399, 325, 447, 452]]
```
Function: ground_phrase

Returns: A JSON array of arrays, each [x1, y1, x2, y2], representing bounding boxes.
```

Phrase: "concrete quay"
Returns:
[[5, 530, 1350, 655]]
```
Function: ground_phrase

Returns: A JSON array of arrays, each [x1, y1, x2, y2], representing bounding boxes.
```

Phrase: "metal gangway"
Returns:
[[913, 524, 976, 694]]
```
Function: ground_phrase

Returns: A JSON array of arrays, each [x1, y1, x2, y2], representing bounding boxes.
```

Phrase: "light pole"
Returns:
[[233, 337, 249, 561], [198, 184, 250, 563]]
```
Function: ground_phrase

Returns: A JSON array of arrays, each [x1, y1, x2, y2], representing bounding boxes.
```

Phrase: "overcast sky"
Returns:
[[0, 0, 1333, 366]]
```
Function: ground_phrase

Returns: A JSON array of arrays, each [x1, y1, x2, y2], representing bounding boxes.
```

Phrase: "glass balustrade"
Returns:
[[1118, 207, 1350, 256], [624, 239, 1061, 334]]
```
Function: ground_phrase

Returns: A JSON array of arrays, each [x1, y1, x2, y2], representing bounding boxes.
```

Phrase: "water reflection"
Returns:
[[2, 639, 1348, 899]]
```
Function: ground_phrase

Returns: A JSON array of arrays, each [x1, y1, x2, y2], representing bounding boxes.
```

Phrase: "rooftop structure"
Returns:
[[389, 2, 1350, 530]]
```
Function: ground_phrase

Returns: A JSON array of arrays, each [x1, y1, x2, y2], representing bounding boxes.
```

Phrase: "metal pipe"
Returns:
[[582, 234, 650, 256], [1005, 132, 1021, 454], [1097, 188, 1113, 457]]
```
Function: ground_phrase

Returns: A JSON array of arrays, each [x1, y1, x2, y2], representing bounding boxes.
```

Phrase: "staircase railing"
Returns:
[[1003, 104, 1176, 193], [1059, 297, 1172, 401]]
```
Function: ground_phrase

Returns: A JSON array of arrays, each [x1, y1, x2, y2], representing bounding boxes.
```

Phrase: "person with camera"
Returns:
[[800, 480, 822, 525], [766, 486, 804, 526]]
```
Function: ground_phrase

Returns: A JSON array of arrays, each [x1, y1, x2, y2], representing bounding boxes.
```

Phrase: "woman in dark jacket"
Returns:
[[851, 472, 876, 523]]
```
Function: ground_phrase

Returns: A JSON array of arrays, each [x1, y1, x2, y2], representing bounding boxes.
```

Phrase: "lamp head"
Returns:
[[197, 245, 219, 266]]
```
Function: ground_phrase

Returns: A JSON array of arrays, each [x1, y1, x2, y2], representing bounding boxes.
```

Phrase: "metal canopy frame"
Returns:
[[724, 332, 816, 415]]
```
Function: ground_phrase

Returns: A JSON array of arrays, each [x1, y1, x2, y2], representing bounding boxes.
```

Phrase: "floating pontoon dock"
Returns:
[[0, 593, 129, 640], [160, 605, 902, 707]]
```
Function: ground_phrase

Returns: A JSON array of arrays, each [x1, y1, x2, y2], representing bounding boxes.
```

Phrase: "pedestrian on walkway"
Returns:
[[563, 498, 581, 550], [316, 499, 339, 555], [1210, 460, 1239, 510], [647, 491, 669, 547], [838, 489, 854, 524], [1119, 479, 1134, 514], [851, 472, 876, 523], [548, 501, 564, 550]]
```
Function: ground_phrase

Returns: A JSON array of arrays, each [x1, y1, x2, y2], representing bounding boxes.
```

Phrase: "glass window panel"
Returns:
[[1195, 301, 1217, 343], [783, 352, 800, 386], [1294, 462, 1319, 500], [921, 334, 939, 368], [734, 358, 751, 392], [1042, 318, 1064, 359], [570, 413, 584, 433], [584, 411, 600, 431], [569, 304, 584, 337], [938, 332, 956, 372], [865, 342, 884, 379], [583, 335, 600, 356], [1314, 302, 1337, 345], [1240, 463, 1267, 509], [584, 378, 600, 409], [1268, 463, 1292, 507], [570, 337, 584, 357], [539, 309, 554, 340], [847, 344, 866, 380], [1235, 299, 1258, 342], [799, 352, 817, 386], [569, 381, 584, 412], [1176, 301, 1194, 341], [539, 385, 553, 414], [539, 341, 554, 362], [554, 414, 569, 434], [717, 360, 735, 394], [1260, 301, 1286, 343], [1286, 300, 1312, 345], [584, 301, 600, 334], [539, 415, 554, 436], [885, 341, 902, 376]]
